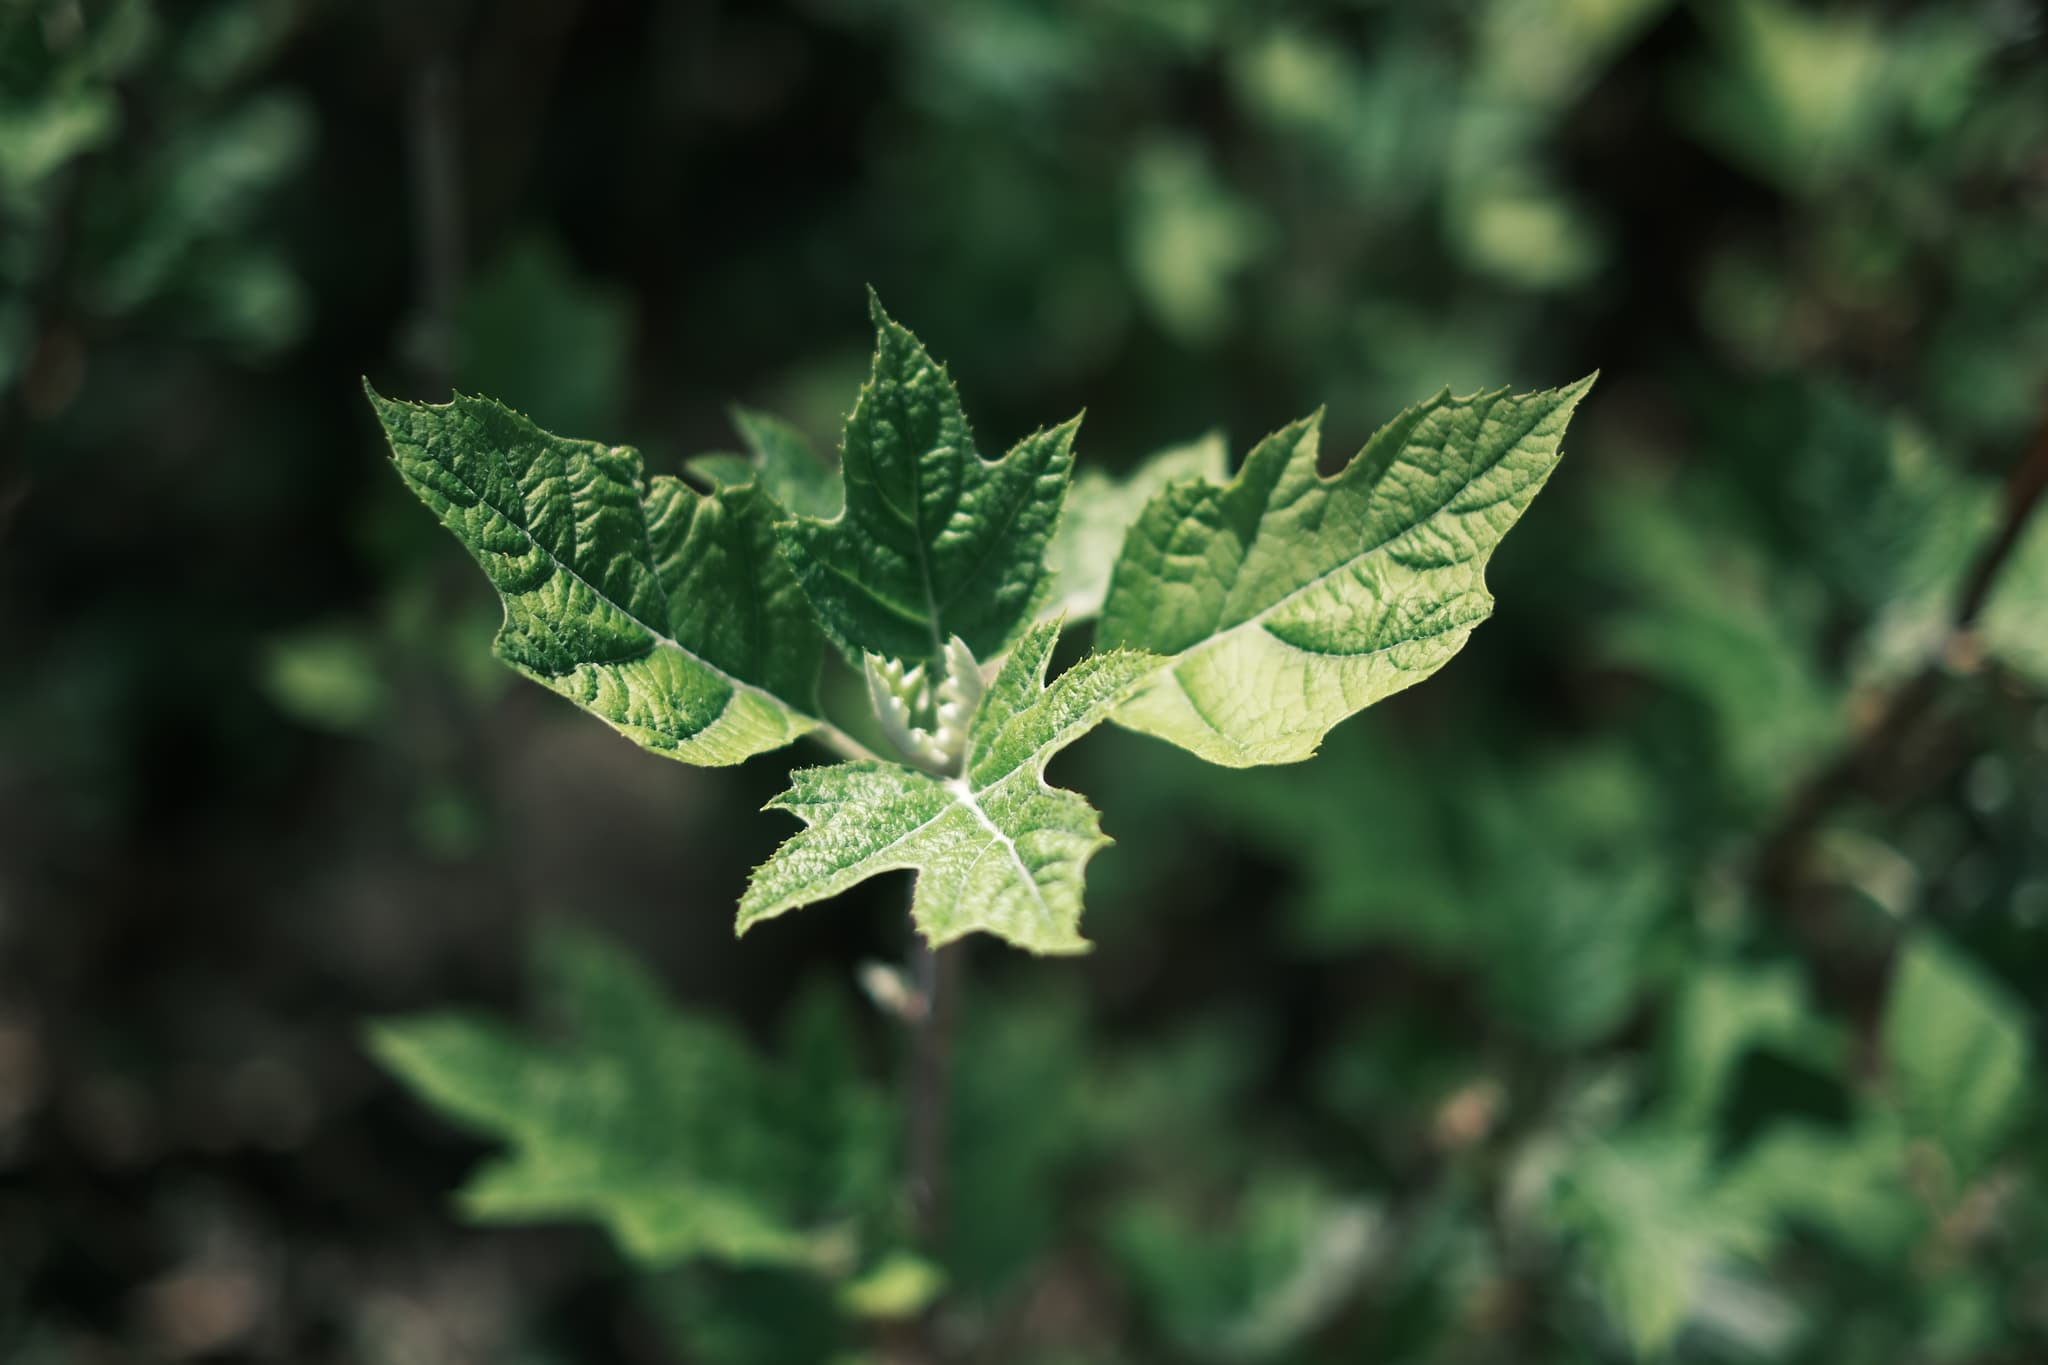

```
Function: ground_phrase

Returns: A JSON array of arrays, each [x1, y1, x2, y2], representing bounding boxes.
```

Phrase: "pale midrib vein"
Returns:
[[947, 772, 1055, 934], [431, 450, 819, 732], [907, 438, 946, 658], [969, 657, 1151, 786]]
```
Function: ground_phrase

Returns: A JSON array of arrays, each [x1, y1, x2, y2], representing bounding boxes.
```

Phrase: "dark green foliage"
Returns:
[[7, 1, 2048, 1363]]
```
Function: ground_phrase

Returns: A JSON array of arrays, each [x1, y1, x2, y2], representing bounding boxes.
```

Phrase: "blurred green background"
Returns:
[[3, 0, 2047, 1360]]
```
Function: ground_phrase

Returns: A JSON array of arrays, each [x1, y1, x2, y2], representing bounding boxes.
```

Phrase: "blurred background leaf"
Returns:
[[3, 0, 2045, 1361]]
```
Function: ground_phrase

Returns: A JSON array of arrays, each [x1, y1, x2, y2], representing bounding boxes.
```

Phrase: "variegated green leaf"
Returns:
[[369, 386, 827, 765], [1100, 379, 1593, 766], [739, 619, 1159, 954]]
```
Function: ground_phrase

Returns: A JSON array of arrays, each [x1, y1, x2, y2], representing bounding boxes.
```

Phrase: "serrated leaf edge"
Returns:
[[366, 381, 832, 762]]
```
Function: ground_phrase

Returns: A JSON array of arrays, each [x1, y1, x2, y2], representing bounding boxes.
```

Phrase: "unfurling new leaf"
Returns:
[[774, 291, 1078, 669]]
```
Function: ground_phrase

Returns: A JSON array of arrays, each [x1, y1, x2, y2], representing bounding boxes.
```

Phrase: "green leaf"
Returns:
[[1099, 379, 1592, 766], [369, 386, 825, 766], [1190, 731, 1670, 1044], [1041, 430, 1228, 623], [1880, 931, 2030, 1174], [1981, 509, 2048, 689], [1593, 472, 1842, 806], [1662, 960, 1841, 1126], [366, 925, 890, 1269], [738, 619, 1159, 954], [837, 1252, 946, 1320], [1110, 1174, 1381, 1361], [776, 292, 1079, 667], [689, 406, 844, 520], [459, 234, 634, 437], [1721, 1119, 1920, 1263], [1551, 1132, 1770, 1356], [945, 991, 1095, 1290]]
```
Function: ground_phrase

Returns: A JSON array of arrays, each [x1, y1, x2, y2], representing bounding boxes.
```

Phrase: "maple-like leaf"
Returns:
[[367, 925, 890, 1269], [1099, 379, 1593, 766], [775, 293, 1078, 668], [369, 386, 826, 765], [738, 619, 1158, 954]]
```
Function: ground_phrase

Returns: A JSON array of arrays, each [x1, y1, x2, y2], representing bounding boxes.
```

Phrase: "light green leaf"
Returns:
[[776, 293, 1078, 667], [689, 406, 844, 520], [370, 387, 824, 766], [367, 925, 889, 1269], [1042, 431, 1228, 623], [1099, 379, 1592, 766], [0, 89, 120, 194], [257, 624, 387, 733], [1125, 140, 1269, 344], [738, 620, 1159, 954], [1721, 1119, 1919, 1263], [1880, 931, 2030, 1174], [838, 1252, 946, 1320], [1662, 960, 1842, 1126], [1980, 509, 2048, 689], [1552, 1132, 1770, 1357]]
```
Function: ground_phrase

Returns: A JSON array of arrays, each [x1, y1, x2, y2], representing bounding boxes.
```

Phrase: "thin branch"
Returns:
[[1754, 404, 2048, 900], [406, 55, 465, 395], [0, 154, 91, 547], [907, 939, 961, 1250], [1954, 415, 2048, 632], [871, 936, 962, 1365]]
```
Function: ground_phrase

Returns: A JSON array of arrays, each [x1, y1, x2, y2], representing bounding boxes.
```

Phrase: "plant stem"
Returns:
[[1755, 405, 2048, 912], [810, 720, 885, 764], [0, 150, 90, 547], [907, 939, 961, 1249], [406, 54, 464, 394]]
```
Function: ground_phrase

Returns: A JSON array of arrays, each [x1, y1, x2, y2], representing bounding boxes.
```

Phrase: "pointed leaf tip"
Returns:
[[375, 391, 825, 765], [738, 620, 1157, 954], [776, 302, 1077, 664], [1101, 380, 1590, 765]]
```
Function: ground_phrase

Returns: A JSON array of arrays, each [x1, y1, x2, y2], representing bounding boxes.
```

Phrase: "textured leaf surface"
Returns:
[[689, 406, 844, 520], [739, 620, 1158, 953], [368, 926, 889, 1269], [1100, 379, 1593, 766], [776, 294, 1078, 666], [1881, 932, 2029, 1173], [1042, 432, 1228, 623], [371, 387, 824, 765]]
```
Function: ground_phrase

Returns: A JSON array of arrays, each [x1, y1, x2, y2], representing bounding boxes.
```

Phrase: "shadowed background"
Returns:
[[3, 0, 2047, 1361]]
